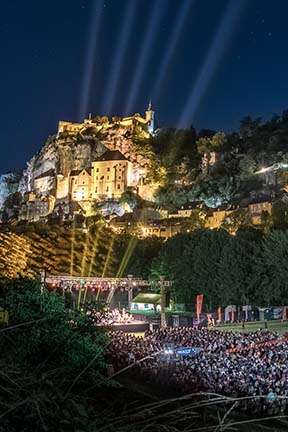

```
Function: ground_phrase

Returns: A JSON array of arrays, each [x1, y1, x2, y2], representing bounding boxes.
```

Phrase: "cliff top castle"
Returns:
[[14, 104, 157, 222], [57, 102, 155, 138]]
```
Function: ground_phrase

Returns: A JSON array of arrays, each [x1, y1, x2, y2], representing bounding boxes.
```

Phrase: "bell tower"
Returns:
[[145, 100, 155, 135]]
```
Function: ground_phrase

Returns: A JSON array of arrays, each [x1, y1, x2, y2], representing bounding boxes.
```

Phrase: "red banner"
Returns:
[[196, 294, 204, 321]]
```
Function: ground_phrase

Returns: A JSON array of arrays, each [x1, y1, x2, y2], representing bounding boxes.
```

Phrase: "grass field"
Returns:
[[215, 320, 288, 334]]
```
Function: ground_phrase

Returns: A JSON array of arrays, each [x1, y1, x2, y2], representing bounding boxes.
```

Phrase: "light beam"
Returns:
[[178, 0, 247, 128], [125, 0, 166, 114], [79, 0, 104, 120], [152, 0, 194, 101], [103, 0, 138, 114]]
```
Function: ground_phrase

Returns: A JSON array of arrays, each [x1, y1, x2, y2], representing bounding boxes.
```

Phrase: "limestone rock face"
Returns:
[[19, 136, 58, 194], [14, 117, 152, 215], [0, 173, 20, 209], [97, 125, 149, 167], [97, 200, 125, 217]]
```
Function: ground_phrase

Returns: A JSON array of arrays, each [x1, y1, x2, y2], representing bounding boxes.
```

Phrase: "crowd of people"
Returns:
[[88, 307, 133, 326], [106, 326, 288, 415]]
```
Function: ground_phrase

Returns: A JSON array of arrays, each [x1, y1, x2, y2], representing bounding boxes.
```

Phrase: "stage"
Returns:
[[99, 320, 150, 333]]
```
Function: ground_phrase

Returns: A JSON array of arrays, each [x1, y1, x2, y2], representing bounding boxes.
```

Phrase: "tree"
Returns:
[[238, 154, 257, 181], [221, 208, 251, 234], [271, 200, 288, 230], [216, 228, 262, 305], [196, 132, 226, 154], [151, 230, 231, 310], [119, 190, 141, 211], [199, 176, 235, 208], [255, 231, 288, 305], [0, 279, 109, 431], [239, 116, 262, 139]]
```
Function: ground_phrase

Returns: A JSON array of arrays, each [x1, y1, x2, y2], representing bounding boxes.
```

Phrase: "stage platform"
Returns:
[[99, 320, 150, 333]]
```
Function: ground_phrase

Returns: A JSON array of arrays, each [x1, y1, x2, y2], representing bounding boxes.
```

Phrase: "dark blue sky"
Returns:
[[1, 0, 288, 172]]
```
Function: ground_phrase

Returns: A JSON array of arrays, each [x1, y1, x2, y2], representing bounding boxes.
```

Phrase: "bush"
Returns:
[[0, 279, 110, 431]]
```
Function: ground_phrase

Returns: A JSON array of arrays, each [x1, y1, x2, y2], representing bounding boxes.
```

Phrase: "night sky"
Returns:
[[1, 0, 288, 173]]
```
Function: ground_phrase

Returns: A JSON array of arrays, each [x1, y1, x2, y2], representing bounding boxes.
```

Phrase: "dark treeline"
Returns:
[[1, 223, 288, 309], [137, 110, 288, 209], [148, 228, 288, 309]]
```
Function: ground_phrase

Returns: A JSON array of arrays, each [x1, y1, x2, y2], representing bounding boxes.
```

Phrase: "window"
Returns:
[[117, 184, 120, 189], [119, 176, 121, 180], [95, 187, 97, 193], [106, 186, 109, 192], [107, 176, 109, 180], [96, 168, 99, 172], [144, 304, 149, 309], [96, 176, 98, 180], [107, 167, 110, 172]]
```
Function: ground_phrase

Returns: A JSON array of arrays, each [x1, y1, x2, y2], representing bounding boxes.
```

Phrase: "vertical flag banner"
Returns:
[[217, 306, 222, 322], [196, 294, 204, 322]]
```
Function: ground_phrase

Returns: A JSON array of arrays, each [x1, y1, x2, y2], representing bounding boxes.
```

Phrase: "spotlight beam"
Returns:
[[79, 0, 104, 120], [102, 236, 115, 277], [116, 236, 138, 278], [178, 0, 247, 128], [88, 227, 103, 277], [70, 219, 76, 276], [125, 0, 166, 114], [103, 0, 138, 114], [152, 0, 194, 102]]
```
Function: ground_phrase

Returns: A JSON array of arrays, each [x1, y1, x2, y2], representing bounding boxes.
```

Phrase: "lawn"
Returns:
[[214, 320, 288, 335]]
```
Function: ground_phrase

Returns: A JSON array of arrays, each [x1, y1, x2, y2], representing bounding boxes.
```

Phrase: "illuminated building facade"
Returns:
[[68, 150, 135, 202], [91, 150, 134, 199], [57, 103, 155, 138]]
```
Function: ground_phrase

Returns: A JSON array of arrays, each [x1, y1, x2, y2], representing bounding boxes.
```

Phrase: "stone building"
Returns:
[[205, 208, 231, 229], [57, 103, 155, 138], [34, 169, 55, 195], [140, 221, 182, 240], [19, 195, 55, 222], [248, 200, 272, 224], [70, 168, 92, 201], [62, 149, 137, 202], [91, 150, 135, 200]]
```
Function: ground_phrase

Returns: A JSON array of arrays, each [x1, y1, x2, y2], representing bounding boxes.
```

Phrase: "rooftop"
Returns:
[[132, 293, 161, 305], [95, 150, 127, 162], [70, 168, 92, 177], [34, 169, 55, 180]]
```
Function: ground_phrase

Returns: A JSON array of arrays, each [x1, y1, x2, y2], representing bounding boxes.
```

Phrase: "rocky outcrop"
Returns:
[[17, 121, 150, 198], [0, 173, 20, 209]]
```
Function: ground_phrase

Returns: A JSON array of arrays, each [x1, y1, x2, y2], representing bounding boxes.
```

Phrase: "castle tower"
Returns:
[[145, 100, 155, 135]]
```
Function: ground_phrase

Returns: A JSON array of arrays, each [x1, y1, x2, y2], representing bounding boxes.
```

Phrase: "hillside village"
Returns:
[[2, 106, 288, 239]]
